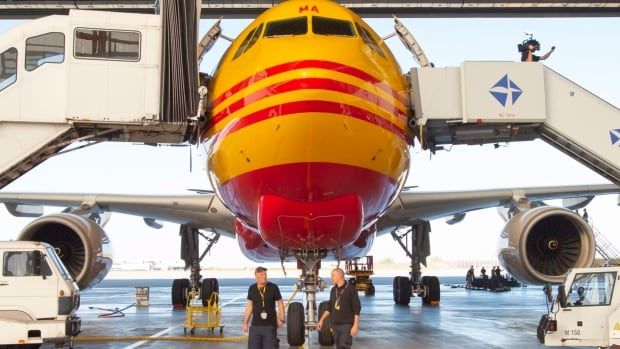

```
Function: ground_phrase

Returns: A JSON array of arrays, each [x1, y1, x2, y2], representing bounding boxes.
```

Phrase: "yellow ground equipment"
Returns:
[[184, 289, 223, 335], [345, 256, 375, 296]]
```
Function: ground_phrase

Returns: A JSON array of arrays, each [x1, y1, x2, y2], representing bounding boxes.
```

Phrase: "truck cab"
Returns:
[[540, 266, 620, 347], [0, 241, 80, 348]]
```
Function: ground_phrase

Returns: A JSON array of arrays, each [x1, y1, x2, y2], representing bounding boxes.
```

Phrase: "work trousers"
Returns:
[[332, 324, 353, 349], [248, 325, 276, 349]]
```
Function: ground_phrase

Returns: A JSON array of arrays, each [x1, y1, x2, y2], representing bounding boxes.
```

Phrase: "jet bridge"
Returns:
[[0, 0, 201, 189], [409, 61, 620, 185]]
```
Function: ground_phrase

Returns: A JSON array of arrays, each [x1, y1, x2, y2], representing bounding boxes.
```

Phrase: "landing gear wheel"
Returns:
[[365, 282, 375, 296], [172, 278, 190, 307], [421, 276, 440, 305], [318, 301, 334, 346], [393, 276, 411, 305], [201, 278, 219, 306], [287, 302, 305, 346]]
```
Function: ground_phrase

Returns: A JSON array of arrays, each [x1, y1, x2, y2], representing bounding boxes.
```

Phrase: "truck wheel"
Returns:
[[393, 276, 411, 305], [172, 278, 189, 307], [421, 276, 440, 305], [287, 302, 305, 346], [201, 278, 219, 306], [318, 301, 334, 346], [536, 315, 549, 344], [365, 283, 375, 296]]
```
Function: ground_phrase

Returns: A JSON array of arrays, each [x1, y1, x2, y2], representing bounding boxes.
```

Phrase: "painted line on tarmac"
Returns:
[[221, 293, 246, 307], [121, 326, 179, 349], [120, 293, 246, 349]]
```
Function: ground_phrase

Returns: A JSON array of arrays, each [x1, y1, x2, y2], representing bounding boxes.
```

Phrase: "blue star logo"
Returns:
[[489, 74, 523, 107], [610, 129, 620, 146]]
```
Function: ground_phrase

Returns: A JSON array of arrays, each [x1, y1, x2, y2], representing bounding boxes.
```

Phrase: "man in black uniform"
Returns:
[[317, 268, 361, 349], [243, 266, 285, 349]]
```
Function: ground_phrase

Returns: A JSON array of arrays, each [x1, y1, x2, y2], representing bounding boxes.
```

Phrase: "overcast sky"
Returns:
[[0, 14, 618, 271]]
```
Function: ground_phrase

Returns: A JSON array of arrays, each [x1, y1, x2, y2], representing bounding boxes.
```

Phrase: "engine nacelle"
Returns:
[[18, 213, 113, 291], [498, 206, 595, 285]]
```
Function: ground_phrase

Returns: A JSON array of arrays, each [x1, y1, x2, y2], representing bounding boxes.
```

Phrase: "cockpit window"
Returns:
[[312, 17, 354, 37], [233, 23, 263, 60], [264, 17, 307, 37], [355, 23, 385, 58], [0, 47, 17, 92]]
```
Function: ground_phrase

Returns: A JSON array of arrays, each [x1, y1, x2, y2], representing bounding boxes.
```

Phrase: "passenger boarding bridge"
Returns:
[[0, 0, 619, 192]]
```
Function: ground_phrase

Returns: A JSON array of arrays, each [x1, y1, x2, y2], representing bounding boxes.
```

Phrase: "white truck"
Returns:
[[0, 241, 80, 348], [538, 266, 620, 348]]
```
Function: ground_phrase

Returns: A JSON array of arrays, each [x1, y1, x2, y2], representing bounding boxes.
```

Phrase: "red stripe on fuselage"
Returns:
[[209, 78, 407, 132], [211, 60, 408, 110], [216, 99, 410, 143]]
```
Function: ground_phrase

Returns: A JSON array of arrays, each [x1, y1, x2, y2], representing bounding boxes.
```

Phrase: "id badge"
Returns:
[[260, 311, 267, 320]]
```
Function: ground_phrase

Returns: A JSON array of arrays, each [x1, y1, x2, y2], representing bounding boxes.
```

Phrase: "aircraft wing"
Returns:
[[0, 192, 236, 237], [376, 184, 620, 234]]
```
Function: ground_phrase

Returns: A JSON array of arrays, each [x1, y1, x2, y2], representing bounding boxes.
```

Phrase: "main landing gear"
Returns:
[[171, 224, 221, 307], [285, 249, 329, 347], [391, 220, 440, 306]]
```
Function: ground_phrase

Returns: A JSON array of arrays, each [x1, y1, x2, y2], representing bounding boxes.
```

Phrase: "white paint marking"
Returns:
[[221, 293, 246, 307], [121, 325, 178, 349], [120, 293, 246, 349]]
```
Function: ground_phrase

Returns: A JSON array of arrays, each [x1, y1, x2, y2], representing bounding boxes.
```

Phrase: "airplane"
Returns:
[[0, 0, 618, 346]]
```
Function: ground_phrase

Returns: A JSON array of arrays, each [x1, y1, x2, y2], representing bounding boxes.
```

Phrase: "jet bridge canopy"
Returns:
[[409, 61, 620, 184]]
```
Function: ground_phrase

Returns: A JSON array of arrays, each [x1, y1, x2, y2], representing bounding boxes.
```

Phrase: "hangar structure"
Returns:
[[0, 2, 620, 346], [0, 0, 619, 18], [0, 0, 619, 190]]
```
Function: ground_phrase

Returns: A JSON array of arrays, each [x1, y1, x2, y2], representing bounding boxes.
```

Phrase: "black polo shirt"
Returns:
[[247, 282, 282, 326], [328, 282, 361, 325]]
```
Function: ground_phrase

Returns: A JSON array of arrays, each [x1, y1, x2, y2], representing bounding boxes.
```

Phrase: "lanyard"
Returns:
[[258, 285, 266, 308], [335, 284, 346, 310]]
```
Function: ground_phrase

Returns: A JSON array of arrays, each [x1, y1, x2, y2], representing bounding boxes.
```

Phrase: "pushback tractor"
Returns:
[[539, 266, 620, 347]]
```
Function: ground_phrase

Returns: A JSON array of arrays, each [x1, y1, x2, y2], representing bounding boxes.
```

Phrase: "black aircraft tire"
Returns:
[[421, 276, 440, 305], [318, 301, 334, 346], [172, 278, 190, 306], [287, 302, 305, 346], [393, 276, 411, 305], [201, 278, 220, 306]]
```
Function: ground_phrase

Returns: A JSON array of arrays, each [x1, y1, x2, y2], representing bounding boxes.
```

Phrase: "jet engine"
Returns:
[[18, 213, 113, 291], [498, 206, 595, 285]]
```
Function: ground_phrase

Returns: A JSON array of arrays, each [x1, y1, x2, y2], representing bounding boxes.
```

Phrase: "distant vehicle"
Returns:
[[0, 241, 80, 348], [539, 266, 620, 347]]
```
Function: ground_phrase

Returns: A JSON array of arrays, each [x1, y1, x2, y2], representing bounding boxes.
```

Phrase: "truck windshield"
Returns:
[[46, 247, 73, 281], [567, 271, 616, 307]]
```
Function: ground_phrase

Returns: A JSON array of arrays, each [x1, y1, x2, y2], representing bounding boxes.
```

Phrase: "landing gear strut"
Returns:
[[172, 224, 220, 307], [391, 220, 440, 306], [286, 249, 328, 346]]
